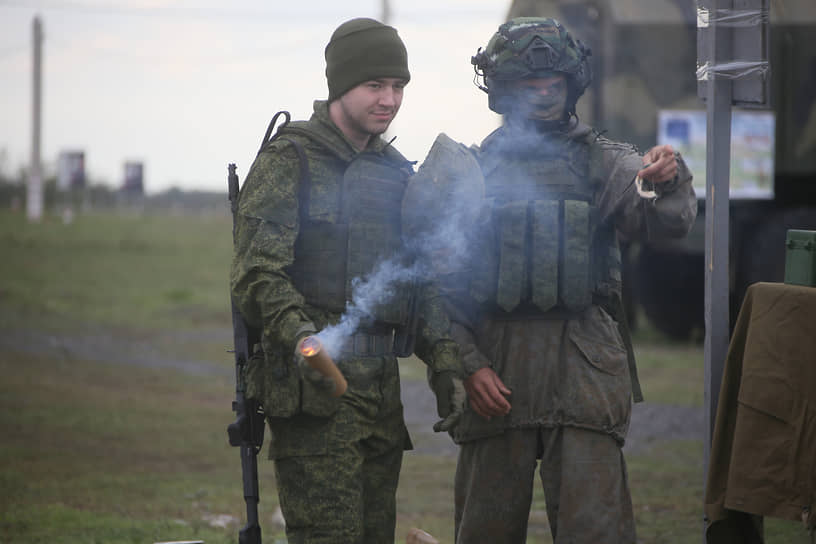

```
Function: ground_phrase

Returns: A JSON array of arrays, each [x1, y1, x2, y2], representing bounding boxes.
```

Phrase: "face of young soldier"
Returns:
[[333, 78, 407, 147]]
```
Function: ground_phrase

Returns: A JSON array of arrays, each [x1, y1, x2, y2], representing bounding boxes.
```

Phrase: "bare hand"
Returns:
[[464, 367, 512, 420], [638, 144, 678, 184]]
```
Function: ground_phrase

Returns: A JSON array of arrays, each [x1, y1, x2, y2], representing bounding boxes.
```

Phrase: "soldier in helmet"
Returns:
[[230, 17, 463, 543], [426, 17, 696, 542]]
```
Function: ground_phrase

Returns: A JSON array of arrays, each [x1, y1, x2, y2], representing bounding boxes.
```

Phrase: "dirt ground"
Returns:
[[401, 366, 704, 457], [1, 325, 704, 459]]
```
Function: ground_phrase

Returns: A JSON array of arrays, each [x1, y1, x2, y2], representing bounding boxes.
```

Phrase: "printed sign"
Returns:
[[123, 161, 144, 193], [57, 151, 85, 191], [658, 109, 775, 199]]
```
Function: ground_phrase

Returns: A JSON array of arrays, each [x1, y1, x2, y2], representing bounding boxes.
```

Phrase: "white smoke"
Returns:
[[313, 200, 478, 360], [315, 256, 423, 360]]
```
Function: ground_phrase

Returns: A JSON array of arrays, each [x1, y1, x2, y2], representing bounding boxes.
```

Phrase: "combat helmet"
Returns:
[[472, 17, 592, 117]]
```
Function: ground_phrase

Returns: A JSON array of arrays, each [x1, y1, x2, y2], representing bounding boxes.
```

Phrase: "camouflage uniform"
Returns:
[[445, 118, 696, 543], [230, 100, 460, 544], [421, 17, 698, 544]]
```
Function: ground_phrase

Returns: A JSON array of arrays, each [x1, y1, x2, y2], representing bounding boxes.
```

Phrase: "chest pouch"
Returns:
[[289, 149, 413, 325], [479, 137, 596, 314]]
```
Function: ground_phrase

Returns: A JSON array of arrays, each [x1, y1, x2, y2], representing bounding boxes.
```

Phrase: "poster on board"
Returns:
[[657, 109, 775, 199]]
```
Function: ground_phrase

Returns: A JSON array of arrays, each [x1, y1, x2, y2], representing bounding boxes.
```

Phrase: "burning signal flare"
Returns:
[[299, 336, 348, 397]]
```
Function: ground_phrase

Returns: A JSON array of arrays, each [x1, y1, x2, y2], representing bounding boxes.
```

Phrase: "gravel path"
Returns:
[[401, 375, 705, 457], [1, 327, 704, 457], [0, 326, 232, 377]]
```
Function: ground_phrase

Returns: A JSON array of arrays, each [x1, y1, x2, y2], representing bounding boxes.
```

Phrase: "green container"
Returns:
[[784, 229, 816, 287]]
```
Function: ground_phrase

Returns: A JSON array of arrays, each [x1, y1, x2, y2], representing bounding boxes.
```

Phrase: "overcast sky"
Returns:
[[0, 0, 507, 194]]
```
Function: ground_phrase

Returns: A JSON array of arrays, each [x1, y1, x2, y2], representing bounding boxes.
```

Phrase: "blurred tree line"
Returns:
[[0, 167, 228, 216]]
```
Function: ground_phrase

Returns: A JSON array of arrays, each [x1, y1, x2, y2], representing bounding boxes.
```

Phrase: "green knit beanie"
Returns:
[[324, 18, 410, 102]]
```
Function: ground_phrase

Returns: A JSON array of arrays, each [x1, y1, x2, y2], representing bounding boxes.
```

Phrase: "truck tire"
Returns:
[[633, 245, 705, 341]]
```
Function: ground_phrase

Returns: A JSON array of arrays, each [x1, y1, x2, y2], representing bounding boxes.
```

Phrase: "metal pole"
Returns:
[[381, 0, 391, 25], [27, 15, 44, 222], [702, 0, 732, 539]]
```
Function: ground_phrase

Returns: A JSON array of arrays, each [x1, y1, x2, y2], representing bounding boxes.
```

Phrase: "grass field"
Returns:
[[0, 210, 809, 543]]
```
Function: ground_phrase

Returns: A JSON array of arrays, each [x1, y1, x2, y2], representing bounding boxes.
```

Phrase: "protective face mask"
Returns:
[[519, 86, 568, 121]]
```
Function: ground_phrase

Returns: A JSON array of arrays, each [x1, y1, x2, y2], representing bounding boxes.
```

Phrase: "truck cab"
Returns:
[[508, 0, 816, 339]]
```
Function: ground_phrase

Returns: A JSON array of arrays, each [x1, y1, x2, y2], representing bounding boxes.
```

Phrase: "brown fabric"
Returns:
[[705, 282, 816, 538]]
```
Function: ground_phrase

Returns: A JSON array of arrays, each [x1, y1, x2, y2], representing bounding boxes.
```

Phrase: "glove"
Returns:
[[430, 370, 466, 433]]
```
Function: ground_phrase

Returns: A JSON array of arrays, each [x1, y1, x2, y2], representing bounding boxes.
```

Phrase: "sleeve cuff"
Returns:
[[460, 342, 491, 377], [272, 311, 316, 355], [427, 339, 463, 376], [654, 151, 688, 197]]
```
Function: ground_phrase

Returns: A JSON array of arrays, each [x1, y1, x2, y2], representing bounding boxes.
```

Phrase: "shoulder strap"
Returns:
[[277, 123, 355, 163], [278, 137, 311, 226], [253, 111, 313, 223]]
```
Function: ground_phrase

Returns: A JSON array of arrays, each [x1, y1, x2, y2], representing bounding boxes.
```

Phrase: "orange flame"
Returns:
[[300, 336, 321, 358]]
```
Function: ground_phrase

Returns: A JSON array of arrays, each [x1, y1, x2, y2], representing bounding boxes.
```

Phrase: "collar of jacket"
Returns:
[[478, 116, 593, 159], [309, 100, 391, 160]]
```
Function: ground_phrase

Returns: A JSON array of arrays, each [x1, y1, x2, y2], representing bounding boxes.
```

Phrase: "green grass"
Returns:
[[0, 210, 233, 333], [633, 337, 704, 407], [0, 347, 281, 544], [0, 209, 810, 543], [397, 455, 458, 541]]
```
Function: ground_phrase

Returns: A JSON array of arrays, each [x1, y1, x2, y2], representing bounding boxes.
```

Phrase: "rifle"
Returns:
[[226, 163, 265, 544]]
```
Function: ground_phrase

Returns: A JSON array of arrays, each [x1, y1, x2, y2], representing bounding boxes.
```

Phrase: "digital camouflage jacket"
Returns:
[[230, 101, 460, 431]]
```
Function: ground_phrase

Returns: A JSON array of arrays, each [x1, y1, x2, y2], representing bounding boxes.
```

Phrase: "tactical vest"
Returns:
[[274, 122, 414, 327], [469, 128, 622, 315]]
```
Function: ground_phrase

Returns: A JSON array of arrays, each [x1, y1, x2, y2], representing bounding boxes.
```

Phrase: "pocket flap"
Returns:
[[569, 328, 627, 376]]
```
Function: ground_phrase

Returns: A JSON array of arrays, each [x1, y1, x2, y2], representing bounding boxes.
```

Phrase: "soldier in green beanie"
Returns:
[[408, 17, 698, 543], [230, 17, 463, 544]]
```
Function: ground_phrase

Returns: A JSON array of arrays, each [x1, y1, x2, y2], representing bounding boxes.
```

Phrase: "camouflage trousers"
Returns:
[[269, 402, 409, 544], [454, 426, 636, 543]]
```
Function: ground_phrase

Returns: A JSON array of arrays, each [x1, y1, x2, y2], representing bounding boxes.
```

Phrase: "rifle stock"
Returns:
[[226, 163, 265, 544]]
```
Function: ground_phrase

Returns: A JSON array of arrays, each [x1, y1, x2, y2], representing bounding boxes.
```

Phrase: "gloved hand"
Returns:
[[430, 370, 466, 432], [294, 331, 336, 394]]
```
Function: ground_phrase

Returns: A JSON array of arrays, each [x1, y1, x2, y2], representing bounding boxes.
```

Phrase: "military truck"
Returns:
[[507, 0, 816, 339]]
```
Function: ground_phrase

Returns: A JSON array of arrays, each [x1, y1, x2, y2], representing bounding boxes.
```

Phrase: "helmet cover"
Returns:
[[472, 17, 592, 115]]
